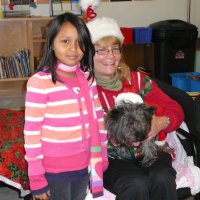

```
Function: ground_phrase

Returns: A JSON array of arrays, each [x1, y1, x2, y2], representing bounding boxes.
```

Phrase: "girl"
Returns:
[[24, 13, 108, 200]]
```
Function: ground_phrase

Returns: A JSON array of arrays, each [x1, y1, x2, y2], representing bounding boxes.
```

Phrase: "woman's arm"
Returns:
[[144, 78, 184, 134]]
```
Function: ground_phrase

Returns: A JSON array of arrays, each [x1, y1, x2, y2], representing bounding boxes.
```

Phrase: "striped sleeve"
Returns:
[[24, 73, 49, 191]]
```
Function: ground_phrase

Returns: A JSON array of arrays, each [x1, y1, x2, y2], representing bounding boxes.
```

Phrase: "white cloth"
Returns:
[[167, 122, 200, 195], [85, 188, 115, 200]]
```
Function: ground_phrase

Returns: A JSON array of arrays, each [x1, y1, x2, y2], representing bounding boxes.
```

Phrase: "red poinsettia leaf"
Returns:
[[0, 109, 29, 190]]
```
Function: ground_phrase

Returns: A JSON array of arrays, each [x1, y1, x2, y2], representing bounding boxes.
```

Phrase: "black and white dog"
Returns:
[[105, 93, 161, 167]]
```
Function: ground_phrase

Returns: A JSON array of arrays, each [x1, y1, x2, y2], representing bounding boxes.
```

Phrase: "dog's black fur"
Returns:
[[105, 100, 159, 167]]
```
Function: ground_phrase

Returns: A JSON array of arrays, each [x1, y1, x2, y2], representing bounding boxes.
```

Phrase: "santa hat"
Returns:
[[115, 92, 143, 106], [87, 17, 124, 44], [79, 0, 100, 11]]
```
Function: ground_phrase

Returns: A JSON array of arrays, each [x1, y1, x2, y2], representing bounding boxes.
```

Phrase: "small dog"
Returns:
[[105, 93, 165, 167]]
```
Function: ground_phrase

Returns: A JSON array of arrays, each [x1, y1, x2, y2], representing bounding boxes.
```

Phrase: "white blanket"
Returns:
[[167, 122, 200, 195], [85, 188, 116, 200]]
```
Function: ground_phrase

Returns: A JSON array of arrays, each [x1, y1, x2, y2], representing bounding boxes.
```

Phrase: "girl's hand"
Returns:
[[147, 115, 169, 140], [33, 190, 50, 200]]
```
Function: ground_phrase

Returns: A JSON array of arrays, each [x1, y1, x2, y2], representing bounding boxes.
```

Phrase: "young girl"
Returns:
[[24, 12, 108, 200]]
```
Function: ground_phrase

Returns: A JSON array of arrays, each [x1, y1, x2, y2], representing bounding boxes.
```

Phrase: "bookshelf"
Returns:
[[0, 16, 155, 109], [0, 17, 53, 108]]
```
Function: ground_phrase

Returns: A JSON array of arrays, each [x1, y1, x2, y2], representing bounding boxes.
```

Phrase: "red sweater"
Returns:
[[97, 71, 184, 134]]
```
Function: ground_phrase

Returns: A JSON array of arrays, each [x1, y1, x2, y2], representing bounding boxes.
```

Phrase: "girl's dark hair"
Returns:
[[37, 12, 95, 83]]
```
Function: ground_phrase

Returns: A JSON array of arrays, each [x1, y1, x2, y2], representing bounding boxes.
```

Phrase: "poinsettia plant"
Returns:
[[0, 109, 29, 190]]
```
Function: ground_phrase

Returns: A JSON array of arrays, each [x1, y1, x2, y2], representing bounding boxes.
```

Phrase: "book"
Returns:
[[0, 49, 30, 79]]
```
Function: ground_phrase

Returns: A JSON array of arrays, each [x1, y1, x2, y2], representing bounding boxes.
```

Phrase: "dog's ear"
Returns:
[[105, 105, 127, 146]]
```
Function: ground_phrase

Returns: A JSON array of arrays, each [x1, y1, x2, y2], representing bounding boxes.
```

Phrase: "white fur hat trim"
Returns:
[[155, 139, 166, 146], [115, 92, 143, 106], [79, 0, 100, 11], [87, 17, 124, 44]]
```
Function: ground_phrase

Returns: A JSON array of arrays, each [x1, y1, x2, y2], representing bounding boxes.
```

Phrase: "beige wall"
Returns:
[[31, 0, 199, 35], [190, 0, 200, 36], [96, 0, 187, 27], [96, 0, 199, 35]]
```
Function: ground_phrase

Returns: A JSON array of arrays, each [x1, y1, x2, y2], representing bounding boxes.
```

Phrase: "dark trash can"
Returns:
[[150, 19, 198, 84]]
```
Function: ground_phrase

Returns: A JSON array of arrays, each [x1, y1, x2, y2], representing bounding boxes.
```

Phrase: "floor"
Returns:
[[0, 185, 24, 200], [0, 184, 196, 200], [0, 183, 32, 200]]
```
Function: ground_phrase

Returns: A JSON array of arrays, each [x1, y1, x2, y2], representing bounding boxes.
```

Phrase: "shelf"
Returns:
[[0, 17, 53, 100], [187, 92, 200, 100], [32, 38, 46, 43], [0, 16, 53, 22], [0, 77, 29, 82]]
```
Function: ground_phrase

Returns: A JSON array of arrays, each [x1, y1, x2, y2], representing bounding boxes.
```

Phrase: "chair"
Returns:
[[194, 95, 200, 198], [153, 78, 200, 200], [194, 95, 200, 138]]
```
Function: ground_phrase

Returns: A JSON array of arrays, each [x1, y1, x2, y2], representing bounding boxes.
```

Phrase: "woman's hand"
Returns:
[[33, 190, 50, 200], [147, 115, 169, 140]]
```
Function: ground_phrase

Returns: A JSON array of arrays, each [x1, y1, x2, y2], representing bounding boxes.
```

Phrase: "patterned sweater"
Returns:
[[97, 71, 184, 160], [24, 68, 108, 193]]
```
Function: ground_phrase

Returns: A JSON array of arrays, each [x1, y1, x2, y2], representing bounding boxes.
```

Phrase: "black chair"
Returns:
[[153, 78, 200, 200], [194, 95, 200, 183], [194, 95, 200, 138]]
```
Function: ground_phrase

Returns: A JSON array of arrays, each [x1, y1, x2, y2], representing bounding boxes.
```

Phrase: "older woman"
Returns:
[[87, 17, 184, 200]]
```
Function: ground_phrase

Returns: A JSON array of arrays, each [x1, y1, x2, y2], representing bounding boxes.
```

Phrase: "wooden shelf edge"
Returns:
[[0, 77, 29, 82], [33, 38, 46, 43], [0, 16, 53, 22]]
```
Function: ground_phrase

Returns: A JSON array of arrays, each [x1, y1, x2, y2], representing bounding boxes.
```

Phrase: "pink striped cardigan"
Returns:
[[24, 67, 108, 196]]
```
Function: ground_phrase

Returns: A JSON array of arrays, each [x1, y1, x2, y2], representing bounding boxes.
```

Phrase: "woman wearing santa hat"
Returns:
[[87, 17, 184, 200]]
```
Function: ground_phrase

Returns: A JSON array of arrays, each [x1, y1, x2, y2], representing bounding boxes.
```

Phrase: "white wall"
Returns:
[[190, 0, 200, 35], [31, 0, 199, 35], [96, 0, 199, 34], [96, 0, 188, 27]]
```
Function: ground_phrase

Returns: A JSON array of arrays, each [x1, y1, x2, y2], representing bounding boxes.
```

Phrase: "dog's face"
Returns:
[[105, 100, 156, 148]]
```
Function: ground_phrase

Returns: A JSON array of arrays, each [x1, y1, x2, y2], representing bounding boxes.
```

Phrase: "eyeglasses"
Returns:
[[95, 47, 121, 55]]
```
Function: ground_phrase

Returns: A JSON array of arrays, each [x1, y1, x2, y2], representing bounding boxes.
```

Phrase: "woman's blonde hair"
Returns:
[[95, 36, 131, 81]]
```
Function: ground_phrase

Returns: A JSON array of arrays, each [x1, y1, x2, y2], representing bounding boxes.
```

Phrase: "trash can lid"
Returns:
[[150, 19, 197, 31], [150, 19, 198, 40]]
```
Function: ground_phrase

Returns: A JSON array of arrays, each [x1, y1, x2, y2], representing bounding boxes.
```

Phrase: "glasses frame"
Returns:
[[95, 47, 122, 55]]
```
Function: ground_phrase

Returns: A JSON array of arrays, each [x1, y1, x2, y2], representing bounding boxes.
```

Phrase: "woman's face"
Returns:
[[94, 40, 121, 80], [53, 22, 84, 66]]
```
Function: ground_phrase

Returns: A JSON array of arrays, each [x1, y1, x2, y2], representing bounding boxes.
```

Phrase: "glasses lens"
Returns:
[[112, 47, 121, 54], [96, 49, 108, 55], [96, 47, 121, 55]]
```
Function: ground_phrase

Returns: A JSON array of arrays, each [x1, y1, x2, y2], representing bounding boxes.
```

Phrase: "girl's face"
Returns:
[[53, 22, 84, 66], [94, 38, 121, 80]]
